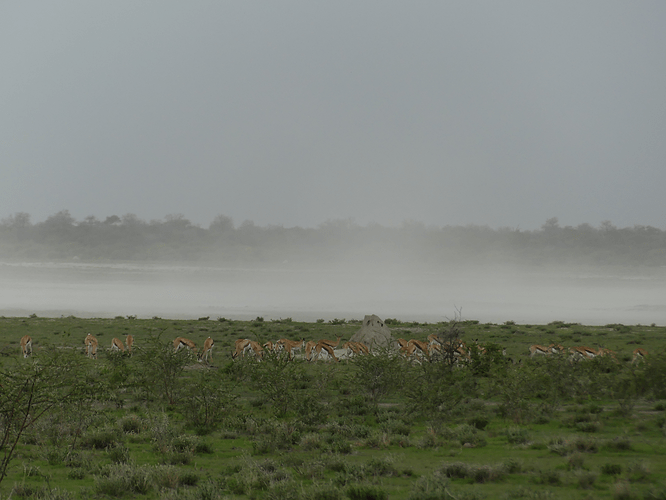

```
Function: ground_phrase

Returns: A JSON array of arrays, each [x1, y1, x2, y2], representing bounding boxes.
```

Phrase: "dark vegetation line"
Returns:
[[2, 211, 666, 265]]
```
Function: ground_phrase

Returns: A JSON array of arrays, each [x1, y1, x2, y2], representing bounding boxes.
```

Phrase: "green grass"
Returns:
[[0, 315, 665, 499]]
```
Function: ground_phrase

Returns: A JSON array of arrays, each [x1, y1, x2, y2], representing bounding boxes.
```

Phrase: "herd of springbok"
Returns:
[[528, 343, 648, 363], [231, 336, 370, 362], [16, 333, 214, 363], [15, 333, 649, 365]]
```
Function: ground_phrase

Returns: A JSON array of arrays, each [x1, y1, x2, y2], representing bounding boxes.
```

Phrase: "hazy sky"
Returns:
[[2, 1, 665, 230]]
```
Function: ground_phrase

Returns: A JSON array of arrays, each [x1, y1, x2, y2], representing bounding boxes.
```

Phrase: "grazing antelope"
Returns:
[[596, 347, 617, 360], [126, 335, 134, 355], [232, 339, 251, 359], [529, 344, 551, 357], [318, 336, 342, 350], [408, 339, 430, 360], [342, 341, 369, 357], [396, 338, 411, 355], [263, 340, 280, 354], [276, 338, 305, 360], [314, 341, 338, 362], [427, 333, 442, 346], [173, 337, 197, 355], [199, 337, 214, 362], [84, 333, 98, 359], [433, 340, 469, 363], [245, 340, 264, 359], [569, 346, 598, 360], [304, 340, 318, 361], [111, 337, 125, 352], [549, 344, 565, 354], [632, 348, 648, 364], [20, 335, 32, 358]]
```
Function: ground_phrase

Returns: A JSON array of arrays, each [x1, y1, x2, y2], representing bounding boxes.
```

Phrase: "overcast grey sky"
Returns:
[[2, 1, 665, 230]]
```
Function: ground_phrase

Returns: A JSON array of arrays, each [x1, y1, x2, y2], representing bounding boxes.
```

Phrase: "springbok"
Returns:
[[263, 340, 280, 353], [529, 344, 551, 357], [111, 337, 125, 352], [276, 338, 305, 360], [342, 341, 369, 357], [20, 335, 32, 358], [396, 338, 411, 355], [232, 339, 252, 359], [427, 333, 442, 346], [200, 337, 214, 362], [173, 337, 197, 355], [569, 346, 598, 360], [84, 333, 98, 359], [632, 348, 648, 364], [408, 339, 430, 360], [318, 336, 342, 350], [314, 341, 338, 362], [304, 340, 318, 361]]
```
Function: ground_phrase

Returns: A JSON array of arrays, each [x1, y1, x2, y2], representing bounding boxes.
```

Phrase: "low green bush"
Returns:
[[506, 426, 531, 444], [346, 484, 388, 500], [601, 463, 623, 476]]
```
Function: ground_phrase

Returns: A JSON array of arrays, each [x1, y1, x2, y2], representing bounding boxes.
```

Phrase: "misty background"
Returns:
[[2, 2, 666, 324], [1, 211, 666, 325]]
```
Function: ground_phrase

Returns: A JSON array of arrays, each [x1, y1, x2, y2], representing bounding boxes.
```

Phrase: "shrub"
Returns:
[[408, 472, 453, 500], [328, 435, 353, 455], [300, 433, 324, 451], [107, 444, 131, 464], [601, 463, 623, 476], [302, 484, 344, 500], [611, 481, 636, 500], [567, 452, 585, 470], [44, 447, 66, 466], [67, 468, 86, 480], [576, 421, 601, 433], [453, 424, 487, 447], [364, 456, 397, 477], [120, 415, 142, 434], [195, 441, 214, 454], [150, 464, 181, 490], [93, 464, 152, 496], [506, 426, 530, 444], [575, 470, 597, 489], [468, 416, 489, 430], [573, 436, 599, 453], [346, 484, 388, 500], [627, 460, 650, 482], [496, 459, 520, 475], [605, 438, 633, 451], [81, 428, 122, 449], [535, 469, 561, 486], [163, 450, 193, 465], [438, 462, 506, 483], [178, 471, 199, 486]]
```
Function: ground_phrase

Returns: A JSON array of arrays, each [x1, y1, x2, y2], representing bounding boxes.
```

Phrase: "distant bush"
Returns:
[[506, 426, 530, 444], [346, 484, 388, 500], [601, 463, 623, 476], [439, 462, 506, 483], [575, 470, 597, 489]]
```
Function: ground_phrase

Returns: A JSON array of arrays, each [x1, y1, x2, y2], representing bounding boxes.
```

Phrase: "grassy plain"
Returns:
[[0, 315, 665, 500]]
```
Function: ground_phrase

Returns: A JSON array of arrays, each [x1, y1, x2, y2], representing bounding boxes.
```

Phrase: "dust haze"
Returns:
[[2, 215, 666, 325], [1, 260, 664, 327]]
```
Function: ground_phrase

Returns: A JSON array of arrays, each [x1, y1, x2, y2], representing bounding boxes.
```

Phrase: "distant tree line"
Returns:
[[1, 211, 665, 267]]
